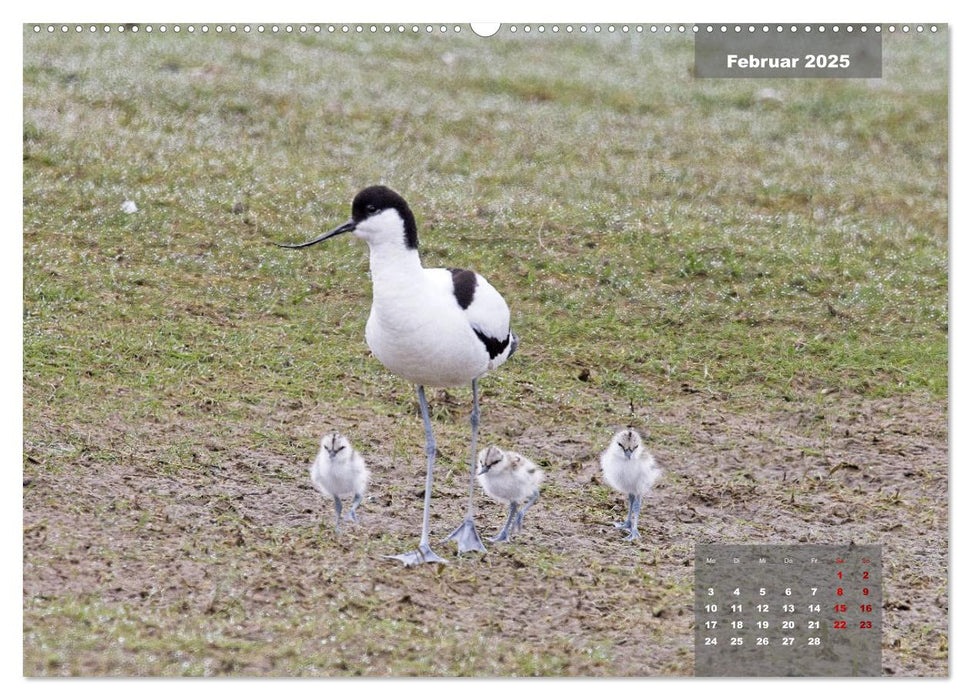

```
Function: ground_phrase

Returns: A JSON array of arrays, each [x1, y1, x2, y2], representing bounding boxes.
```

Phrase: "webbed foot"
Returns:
[[385, 543, 448, 566], [444, 518, 487, 553], [489, 529, 511, 543]]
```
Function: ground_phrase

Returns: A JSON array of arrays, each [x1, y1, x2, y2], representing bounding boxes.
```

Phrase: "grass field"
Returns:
[[23, 25, 947, 676]]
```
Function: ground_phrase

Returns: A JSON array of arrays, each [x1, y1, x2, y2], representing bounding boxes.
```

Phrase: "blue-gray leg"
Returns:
[[490, 501, 519, 543], [614, 493, 635, 531], [333, 495, 343, 533], [513, 490, 540, 533], [386, 385, 448, 566], [622, 495, 642, 541], [345, 492, 363, 522], [444, 379, 487, 554]]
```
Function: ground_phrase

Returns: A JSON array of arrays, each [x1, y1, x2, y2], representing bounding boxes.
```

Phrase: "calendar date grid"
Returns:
[[699, 578, 875, 649], [694, 545, 882, 677]]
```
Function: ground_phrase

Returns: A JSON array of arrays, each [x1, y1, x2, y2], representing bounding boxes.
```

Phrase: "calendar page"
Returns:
[[21, 16, 948, 679], [695, 545, 882, 676]]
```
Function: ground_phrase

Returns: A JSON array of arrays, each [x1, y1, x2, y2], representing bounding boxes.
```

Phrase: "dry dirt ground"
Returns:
[[23, 387, 947, 676]]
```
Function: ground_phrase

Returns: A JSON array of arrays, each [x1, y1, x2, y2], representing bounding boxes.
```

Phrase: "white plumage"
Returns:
[[364, 266, 512, 388], [476, 446, 544, 542], [310, 431, 369, 532], [600, 429, 661, 541]]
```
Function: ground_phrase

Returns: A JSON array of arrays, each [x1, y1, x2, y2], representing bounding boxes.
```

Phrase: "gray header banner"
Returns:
[[695, 25, 882, 78]]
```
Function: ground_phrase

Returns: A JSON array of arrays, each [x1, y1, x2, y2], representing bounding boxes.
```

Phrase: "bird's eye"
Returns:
[[365, 204, 377, 213]]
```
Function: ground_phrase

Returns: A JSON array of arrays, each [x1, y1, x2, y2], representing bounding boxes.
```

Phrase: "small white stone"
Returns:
[[121, 200, 138, 214], [755, 87, 783, 105]]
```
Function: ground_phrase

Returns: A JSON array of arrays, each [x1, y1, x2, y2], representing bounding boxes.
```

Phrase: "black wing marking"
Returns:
[[448, 268, 477, 310], [473, 328, 510, 360]]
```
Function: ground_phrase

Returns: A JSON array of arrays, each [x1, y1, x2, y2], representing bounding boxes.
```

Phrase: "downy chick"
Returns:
[[600, 429, 661, 541], [476, 446, 544, 543], [310, 431, 369, 533]]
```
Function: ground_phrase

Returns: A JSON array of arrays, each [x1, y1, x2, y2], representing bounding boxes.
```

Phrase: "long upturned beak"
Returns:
[[275, 219, 356, 249]]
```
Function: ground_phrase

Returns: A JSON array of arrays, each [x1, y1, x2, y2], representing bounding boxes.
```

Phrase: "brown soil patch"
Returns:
[[23, 392, 947, 675]]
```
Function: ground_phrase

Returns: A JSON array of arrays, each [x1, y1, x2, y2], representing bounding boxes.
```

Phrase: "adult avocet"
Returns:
[[279, 186, 517, 565]]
